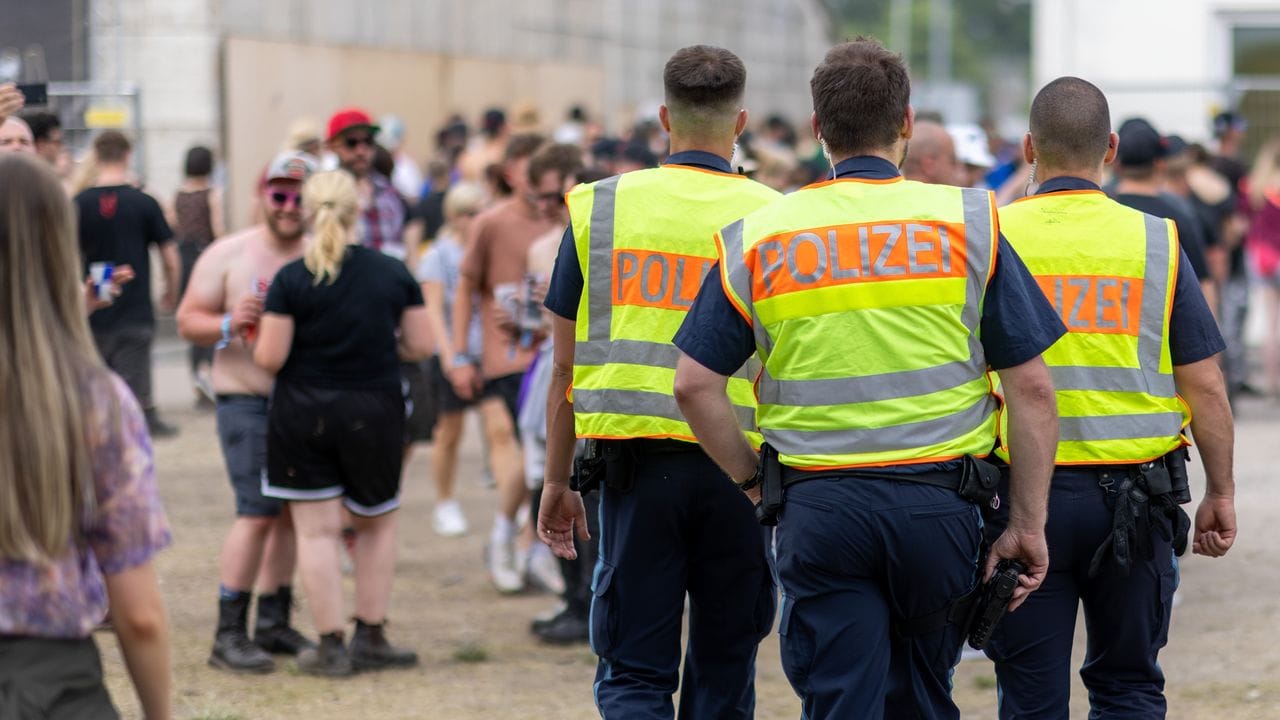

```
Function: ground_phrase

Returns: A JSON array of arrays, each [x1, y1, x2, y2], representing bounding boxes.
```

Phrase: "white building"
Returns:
[[1033, 0, 1280, 146], [71, 0, 833, 226]]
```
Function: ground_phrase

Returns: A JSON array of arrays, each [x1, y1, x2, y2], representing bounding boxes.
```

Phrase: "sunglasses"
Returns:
[[534, 192, 566, 206], [343, 135, 375, 149], [267, 190, 302, 209]]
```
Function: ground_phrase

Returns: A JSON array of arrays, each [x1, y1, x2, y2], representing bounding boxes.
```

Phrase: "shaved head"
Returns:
[[1029, 77, 1112, 171], [902, 120, 958, 184]]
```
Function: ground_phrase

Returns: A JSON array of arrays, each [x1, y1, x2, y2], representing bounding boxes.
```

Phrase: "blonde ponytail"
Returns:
[[302, 171, 359, 285]]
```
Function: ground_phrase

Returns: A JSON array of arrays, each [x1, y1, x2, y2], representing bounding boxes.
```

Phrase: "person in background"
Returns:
[[950, 123, 997, 189], [901, 119, 958, 184], [327, 108, 408, 260], [378, 114, 425, 202], [459, 108, 510, 183], [170, 145, 225, 408], [417, 182, 487, 537], [1164, 135, 1226, 316], [76, 130, 181, 438], [1239, 137, 1280, 399], [256, 171, 432, 676], [449, 133, 552, 594], [0, 152, 172, 720], [19, 110, 66, 172], [177, 151, 319, 674], [1209, 112, 1258, 400], [0, 114, 33, 154]]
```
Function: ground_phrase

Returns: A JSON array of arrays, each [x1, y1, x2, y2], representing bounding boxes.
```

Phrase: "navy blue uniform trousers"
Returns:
[[590, 446, 775, 720], [985, 469, 1177, 719], [774, 476, 983, 720]]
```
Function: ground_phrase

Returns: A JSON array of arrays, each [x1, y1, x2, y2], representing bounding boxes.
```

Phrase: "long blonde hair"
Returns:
[[1247, 136, 1280, 210], [303, 171, 359, 285], [0, 154, 107, 563]]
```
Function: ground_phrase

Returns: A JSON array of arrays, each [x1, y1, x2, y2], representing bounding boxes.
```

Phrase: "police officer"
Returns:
[[537, 46, 779, 719], [984, 76, 1237, 719], [672, 38, 1065, 719]]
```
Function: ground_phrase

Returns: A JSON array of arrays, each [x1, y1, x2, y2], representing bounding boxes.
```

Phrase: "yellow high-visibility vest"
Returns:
[[997, 189, 1189, 464], [717, 176, 1001, 469], [569, 164, 779, 444]]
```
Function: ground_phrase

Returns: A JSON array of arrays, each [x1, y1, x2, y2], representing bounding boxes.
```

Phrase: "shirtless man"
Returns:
[[177, 151, 317, 673]]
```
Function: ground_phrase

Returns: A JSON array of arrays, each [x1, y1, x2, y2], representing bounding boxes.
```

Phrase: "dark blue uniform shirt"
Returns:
[[1035, 177, 1225, 365], [543, 151, 734, 320]]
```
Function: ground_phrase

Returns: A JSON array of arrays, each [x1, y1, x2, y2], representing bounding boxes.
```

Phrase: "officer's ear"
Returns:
[[902, 105, 915, 140], [1022, 133, 1036, 165], [1102, 131, 1119, 166], [810, 112, 821, 142], [658, 105, 672, 135], [734, 108, 749, 138]]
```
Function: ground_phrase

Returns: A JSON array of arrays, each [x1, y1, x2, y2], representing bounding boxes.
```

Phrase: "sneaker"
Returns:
[[349, 619, 418, 671], [486, 537, 524, 594], [296, 632, 353, 677], [534, 610, 589, 645], [526, 545, 566, 595], [433, 500, 469, 537]]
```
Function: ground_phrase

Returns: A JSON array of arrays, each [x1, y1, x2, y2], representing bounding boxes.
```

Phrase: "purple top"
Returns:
[[0, 372, 172, 638]]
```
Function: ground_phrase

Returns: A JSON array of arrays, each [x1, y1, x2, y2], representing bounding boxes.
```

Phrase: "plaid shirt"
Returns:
[[358, 172, 407, 259]]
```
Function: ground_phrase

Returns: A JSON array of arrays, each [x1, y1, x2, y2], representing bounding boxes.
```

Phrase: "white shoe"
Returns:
[[526, 544, 566, 595], [433, 501, 469, 537], [487, 537, 524, 594]]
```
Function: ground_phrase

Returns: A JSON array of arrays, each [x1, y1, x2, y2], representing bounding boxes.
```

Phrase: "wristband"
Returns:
[[216, 313, 233, 350], [735, 465, 762, 492]]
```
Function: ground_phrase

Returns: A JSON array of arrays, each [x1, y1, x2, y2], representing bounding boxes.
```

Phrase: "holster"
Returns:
[[601, 440, 637, 494], [754, 444, 784, 526], [958, 454, 1002, 515], [570, 439, 606, 495]]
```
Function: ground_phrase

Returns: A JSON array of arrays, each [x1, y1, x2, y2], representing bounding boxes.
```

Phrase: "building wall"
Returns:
[[87, 0, 831, 227], [1033, 0, 1280, 142]]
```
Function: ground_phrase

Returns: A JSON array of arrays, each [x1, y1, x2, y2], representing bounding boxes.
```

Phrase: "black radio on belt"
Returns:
[[570, 439, 606, 495]]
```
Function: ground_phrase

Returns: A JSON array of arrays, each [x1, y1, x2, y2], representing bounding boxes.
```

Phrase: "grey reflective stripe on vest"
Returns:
[[585, 176, 621, 344], [763, 394, 994, 456], [574, 387, 756, 432], [756, 189, 996, 455], [721, 219, 774, 356], [1045, 214, 1177, 399], [1059, 412, 1184, 442]]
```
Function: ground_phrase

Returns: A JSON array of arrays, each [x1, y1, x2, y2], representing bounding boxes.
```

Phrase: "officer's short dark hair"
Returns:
[[1029, 77, 1112, 170], [18, 110, 60, 142], [184, 145, 214, 178], [811, 38, 911, 158], [663, 45, 746, 136], [93, 130, 132, 163], [528, 143, 585, 186]]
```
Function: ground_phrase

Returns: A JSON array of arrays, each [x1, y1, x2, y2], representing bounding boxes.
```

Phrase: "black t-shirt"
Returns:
[[1112, 192, 1210, 281], [265, 245, 425, 390], [1210, 155, 1251, 278], [415, 190, 447, 241], [76, 185, 173, 331]]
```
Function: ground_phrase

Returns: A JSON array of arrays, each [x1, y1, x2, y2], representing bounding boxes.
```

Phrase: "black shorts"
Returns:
[[482, 372, 524, 430], [430, 355, 475, 413], [263, 381, 405, 516], [402, 360, 436, 443], [216, 394, 281, 517]]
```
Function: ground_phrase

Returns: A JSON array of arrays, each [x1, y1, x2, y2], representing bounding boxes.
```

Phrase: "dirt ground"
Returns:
[[98, 341, 1280, 719]]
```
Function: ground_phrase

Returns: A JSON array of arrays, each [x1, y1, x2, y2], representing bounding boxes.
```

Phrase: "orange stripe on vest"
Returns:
[[613, 249, 716, 311], [1035, 274, 1143, 336], [747, 220, 969, 300]]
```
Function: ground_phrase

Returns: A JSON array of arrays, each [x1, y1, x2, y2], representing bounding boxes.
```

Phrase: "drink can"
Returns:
[[89, 261, 114, 301]]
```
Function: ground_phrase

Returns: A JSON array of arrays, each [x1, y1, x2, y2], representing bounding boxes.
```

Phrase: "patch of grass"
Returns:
[[972, 674, 997, 690], [452, 641, 490, 663]]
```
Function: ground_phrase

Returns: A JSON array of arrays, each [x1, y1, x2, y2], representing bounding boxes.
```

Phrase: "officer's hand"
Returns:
[[985, 527, 1049, 612], [1192, 493, 1236, 558], [537, 482, 589, 560]]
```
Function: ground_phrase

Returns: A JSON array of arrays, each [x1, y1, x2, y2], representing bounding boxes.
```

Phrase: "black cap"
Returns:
[[1213, 110, 1247, 138], [1116, 118, 1168, 167], [1164, 134, 1189, 156], [482, 108, 506, 134]]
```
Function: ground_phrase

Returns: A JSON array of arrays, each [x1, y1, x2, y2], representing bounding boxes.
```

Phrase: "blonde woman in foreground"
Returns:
[[0, 153, 172, 718], [255, 170, 432, 676]]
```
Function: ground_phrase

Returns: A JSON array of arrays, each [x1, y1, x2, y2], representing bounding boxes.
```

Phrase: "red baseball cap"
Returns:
[[327, 107, 380, 142]]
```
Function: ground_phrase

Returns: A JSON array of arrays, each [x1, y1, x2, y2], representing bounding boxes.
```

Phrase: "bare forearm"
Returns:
[[451, 278, 476, 358], [544, 368, 577, 487], [998, 360, 1058, 531], [674, 356, 756, 481], [176, 307, 224, 346], [1177, 360, 1235, 497]]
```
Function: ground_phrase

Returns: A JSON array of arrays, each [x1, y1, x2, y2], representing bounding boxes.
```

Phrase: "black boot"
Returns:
[[296, 632, 354, 677], [254, 586, 316, 656], [534, 607, 589, 645], [209, 592, 275, 673], [349, 619, 418, 671]]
